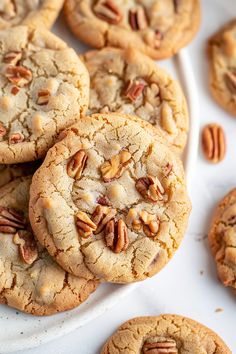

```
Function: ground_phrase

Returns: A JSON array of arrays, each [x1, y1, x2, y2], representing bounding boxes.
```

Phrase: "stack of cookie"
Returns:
[[0, 1, 199, 317]]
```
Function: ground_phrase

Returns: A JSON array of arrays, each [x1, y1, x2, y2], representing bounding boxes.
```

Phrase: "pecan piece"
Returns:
[[13, 230, 38, 265], [129, 6, 148, 31], [173, 0, 180, 13], [5, 65, 32, 87], [202, 123, 226, 163], [11, 86, 20, 95], [136, 175, 165, 202], [92, 205, 117, 234], [124, 80, 146, 102], [143, 336, 178, 353], [67, 150, 88, 180], [163, 163, 173, 177], [139, 210, 160, 237], [97, 196, 111, 206], [0, 122, 6, 138], [94, 0, 122, 24], [100, 150, 131, 182], [224, 71, 236, 93], [9, 132, 24, 144], [76, 211, 97, 238], [37, 89, 51, 105], [154, 30, 163, 49], [3, 51, 22, 65], [105, 219, 129, 253], [0, 206, 25, 233]]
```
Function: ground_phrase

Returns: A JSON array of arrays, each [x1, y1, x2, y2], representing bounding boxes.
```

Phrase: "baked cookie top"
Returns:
[[209, 188, 236, 293], [0, 161, 40, 188], [0, 26, 89, 164], [208, 19, 236, 117], [101, 314, 231, 354], [0, 0, 64, 29], [0, 177, 99, 316], [29, 113, 191, 283], [64, 0, 201, 60], [82, 47, 189, 152]]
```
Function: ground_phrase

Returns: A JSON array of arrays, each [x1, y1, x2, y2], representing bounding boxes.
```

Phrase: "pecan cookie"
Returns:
[[82, 47, 189, 152], [64, 0, 201, 60], [0, 161, 40, 188], [0, 26, 89, 164], [0, 0, 64, 29], [101, 315, 231, 353], [208, 19, 236, 117], [209, 188, 236, 294], [0, 177, 99, 316], [29, 113, 191, 283]]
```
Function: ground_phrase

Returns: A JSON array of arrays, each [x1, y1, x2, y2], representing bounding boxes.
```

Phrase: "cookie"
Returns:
[[0, 161, 40, 188], [0, 26, 89, 164], [209, 188, 236, 294], [208, 19, 236, 117], [64, 0, 201, 60], [29, 113, 191, 283], [0, 177, 99, 316], [82, 47, 189, 152], [101, 314, 231, 353], [0, 0, 64, 30]]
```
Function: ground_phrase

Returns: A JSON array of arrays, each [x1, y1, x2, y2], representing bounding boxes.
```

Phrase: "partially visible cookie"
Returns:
[[0, 161, 40, 188], [29, 113, 191, 283], [0, 26, 89, 164], [82, 47, 189, 152], [0, 177, 99, 316], [0, 0, 64, 29], [208, 19, 236, 116], [209, 188, 236, 293], [101, 315, 231, 354], [64, 0, 201, 60]]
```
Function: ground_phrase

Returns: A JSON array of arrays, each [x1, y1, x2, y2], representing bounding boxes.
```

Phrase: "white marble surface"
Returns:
[[7, 0, 236, 353]]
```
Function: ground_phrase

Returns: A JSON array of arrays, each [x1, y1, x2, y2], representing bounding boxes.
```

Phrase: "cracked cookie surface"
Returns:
[[29, 113, 191, 283], [64, 0, 200, 60], [0, 26, 89, 164], [0, 0, 64, 29], [82, 47, 189, 152], [101, 314, 231, 353], [209, 188, 236, 294], [0, 177, 99, 316], [208, 19, 236, 117]]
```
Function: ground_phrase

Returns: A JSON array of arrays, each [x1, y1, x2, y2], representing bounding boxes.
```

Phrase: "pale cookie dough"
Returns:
[[82, 47, 189, 152], [208, 19, 236, 117], [209, 188, 236, 294], [29, 113, 191, 283], [64, 0, 201, 60], [0, 26, 89, 164], [0, 161, 40, 188], [101, 314, 231, 354], [0, 177, 99, 316], [0, 0, 64, 30]]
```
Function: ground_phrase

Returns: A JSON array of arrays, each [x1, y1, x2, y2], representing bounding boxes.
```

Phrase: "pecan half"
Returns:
[[76, 211, 97, 238], [129, 6, 148, 31], [9, 132, 24, 144], [124, 80, 146, 102], [136, 175, 165, 202], [3, 51, 22, 65], [0, 206, 25, 233], [13, 230, 38, 265], [37, 89, 51, 105], [92, 205, 117, 234], [224, 71, 236, 93], [0, 122, 6, 138], [5, 65, 32, 87], [94, 0, 122, 24], [105, 219, 129, 253], [100, 150, 131, 182], [143, 336, 178, 353], [67, 150, 88, 180], [139, 210, 160, 237], [202, 123, 226, 163]]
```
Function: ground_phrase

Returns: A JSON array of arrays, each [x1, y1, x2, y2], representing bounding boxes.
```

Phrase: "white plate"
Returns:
[[0, 18, 199, 354]]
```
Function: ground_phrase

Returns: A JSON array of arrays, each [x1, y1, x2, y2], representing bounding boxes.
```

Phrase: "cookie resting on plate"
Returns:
[[101, 314, 231, 354], [29, 113, 191, 283], [0, 26, 89, 164], [0, 177, 99, 316], [82, 47, 189, 152], [64, 0, 201, 60]]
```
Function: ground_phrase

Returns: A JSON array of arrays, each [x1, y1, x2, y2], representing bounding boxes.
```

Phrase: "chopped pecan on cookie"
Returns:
[[93, 0, 122, 24], [5, 65, 32, 87], [224, 71, 236, 93], [129, 7, 148, 31], [124, 80, 146, 102], [13, 230, 38, 265], [9, 132, 24, 144], [92, 205, 117, 234], [100, 150, 131, 182], [201, 123, 226, 163], [0, 206, 25, 233], [136, 175, 166, 202], [105, 219, 129, 253], [139, 210, 160, 237], [67, 150, 88, 180], [76, 211, 97, 238], [3, 51, 22, 65], [142, 336, 178, 353], [37, 89, 51, 105]]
